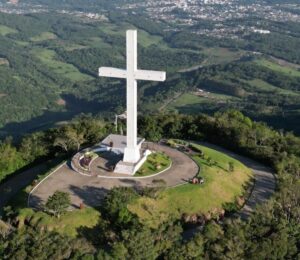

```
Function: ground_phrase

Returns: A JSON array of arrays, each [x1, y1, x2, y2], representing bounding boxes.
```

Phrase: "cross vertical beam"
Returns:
[[123, 30, 139, 163]]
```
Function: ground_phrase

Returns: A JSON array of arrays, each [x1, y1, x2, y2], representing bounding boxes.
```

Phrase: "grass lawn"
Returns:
[[201, 47, 244, 65], [17, 207, 100, 238], [99, 22, 134, 37], [32, 49, 93, 82], [0, 25, 17, 36], [135, 152, 172, 177], [62, 43, 87, 51], [128, 143, 253, 228], [255, 58, 300, 78], [30, 32, 57, 42], [166, 92, 236, 114], [169, 93, 207, 107], [246, 79, 300, 96], [137, 30, 168, 48], [84, 37, 112, 49], [14, 40, 30, 46], [99, 23, 169, 49]]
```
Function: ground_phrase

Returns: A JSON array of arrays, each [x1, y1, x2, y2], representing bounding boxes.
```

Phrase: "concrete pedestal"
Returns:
[[123, 147, 141, 164], [114, 149, 152, 175]]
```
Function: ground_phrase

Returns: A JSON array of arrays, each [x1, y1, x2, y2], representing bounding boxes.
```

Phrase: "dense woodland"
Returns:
[[0, 110, 300, 259]]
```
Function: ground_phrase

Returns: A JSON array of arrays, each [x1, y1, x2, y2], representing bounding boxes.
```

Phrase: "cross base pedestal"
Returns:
[[114, 149, 152, 175], [123, 147, 141, 164]]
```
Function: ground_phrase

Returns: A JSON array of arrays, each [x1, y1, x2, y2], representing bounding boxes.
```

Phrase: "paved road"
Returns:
[[28, 144, 199, 209], [198, 142, 276, 219], [0, 163, 50, 212], [182, 142, 276, 239]]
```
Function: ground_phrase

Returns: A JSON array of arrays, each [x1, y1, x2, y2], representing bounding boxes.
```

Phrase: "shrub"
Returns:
[[45, 191, 71, 218], [228, 161, 235, 172]]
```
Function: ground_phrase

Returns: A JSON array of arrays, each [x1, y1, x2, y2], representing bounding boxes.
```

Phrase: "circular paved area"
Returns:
[[28, 144, 199, 209]]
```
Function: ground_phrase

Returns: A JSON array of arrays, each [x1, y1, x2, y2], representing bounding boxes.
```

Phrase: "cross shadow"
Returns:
[[93, 152, 123, 172]]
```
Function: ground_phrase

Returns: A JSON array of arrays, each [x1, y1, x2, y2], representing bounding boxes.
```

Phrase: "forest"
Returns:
[[0, 110, 299, 259]]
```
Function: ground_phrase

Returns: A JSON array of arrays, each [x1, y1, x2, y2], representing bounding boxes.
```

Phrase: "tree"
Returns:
[[0, 227, 94, 260], [102, 187, 139, 228], [228, 161, 235, 172], [0, 138, 25, 182], [165, 233, 204, 260], [0, 220, 11, 240], [53, 125, 86, 153], [138, 115, 163, 142], [45, 191, 71, 218], [19, 132, 48, 162]]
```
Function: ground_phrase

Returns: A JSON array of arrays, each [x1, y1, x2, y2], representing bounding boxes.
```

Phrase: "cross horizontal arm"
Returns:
[[99, 67, 127, 79], [135, 70, 166, 82]]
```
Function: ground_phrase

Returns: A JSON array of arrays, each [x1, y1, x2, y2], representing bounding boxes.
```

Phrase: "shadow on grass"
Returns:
[[76, 221, 104, 246]]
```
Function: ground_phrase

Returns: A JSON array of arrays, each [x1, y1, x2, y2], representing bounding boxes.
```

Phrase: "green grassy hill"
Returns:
[[129, 143, 253, 227]]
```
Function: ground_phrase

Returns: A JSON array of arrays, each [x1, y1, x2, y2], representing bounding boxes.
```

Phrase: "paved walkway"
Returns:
[[28, 144, 199, 209], [0, 162, 52, 212], [198, 142, 276, 219]]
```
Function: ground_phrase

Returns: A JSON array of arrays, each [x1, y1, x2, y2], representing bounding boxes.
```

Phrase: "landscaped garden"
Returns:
[[134, 152, 172, 177], [79, 152, 98, 171], [128, 141, 253, 228]]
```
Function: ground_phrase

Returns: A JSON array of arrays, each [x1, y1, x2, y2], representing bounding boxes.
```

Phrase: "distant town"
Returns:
[[0, 0, 299, 39], [120, 0, 300, 38]]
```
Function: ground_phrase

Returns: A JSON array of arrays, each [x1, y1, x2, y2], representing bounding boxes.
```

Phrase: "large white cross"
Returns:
[[99, 30, 166, 163]]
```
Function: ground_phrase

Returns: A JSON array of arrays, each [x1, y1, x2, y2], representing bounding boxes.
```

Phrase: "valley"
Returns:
[[0, 0, 299, 137]]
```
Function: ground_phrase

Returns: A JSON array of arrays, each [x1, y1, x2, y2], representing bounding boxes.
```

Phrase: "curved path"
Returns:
[[198, 142, 276, 219], [0, 161, 58, 213], [1, 142, 275, 221], [28, 144, 199, 209]]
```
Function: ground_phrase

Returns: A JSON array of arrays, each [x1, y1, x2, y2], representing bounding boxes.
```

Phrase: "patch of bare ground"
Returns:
[[0, 58, 9, 66], [56, 98, 66, 106]]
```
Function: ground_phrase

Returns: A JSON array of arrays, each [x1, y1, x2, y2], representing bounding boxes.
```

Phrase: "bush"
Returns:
[[228, 161, 235, 172]]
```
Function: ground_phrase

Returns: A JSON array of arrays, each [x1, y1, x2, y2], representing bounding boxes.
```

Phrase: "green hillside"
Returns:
[[0, 11, 300, 136]]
